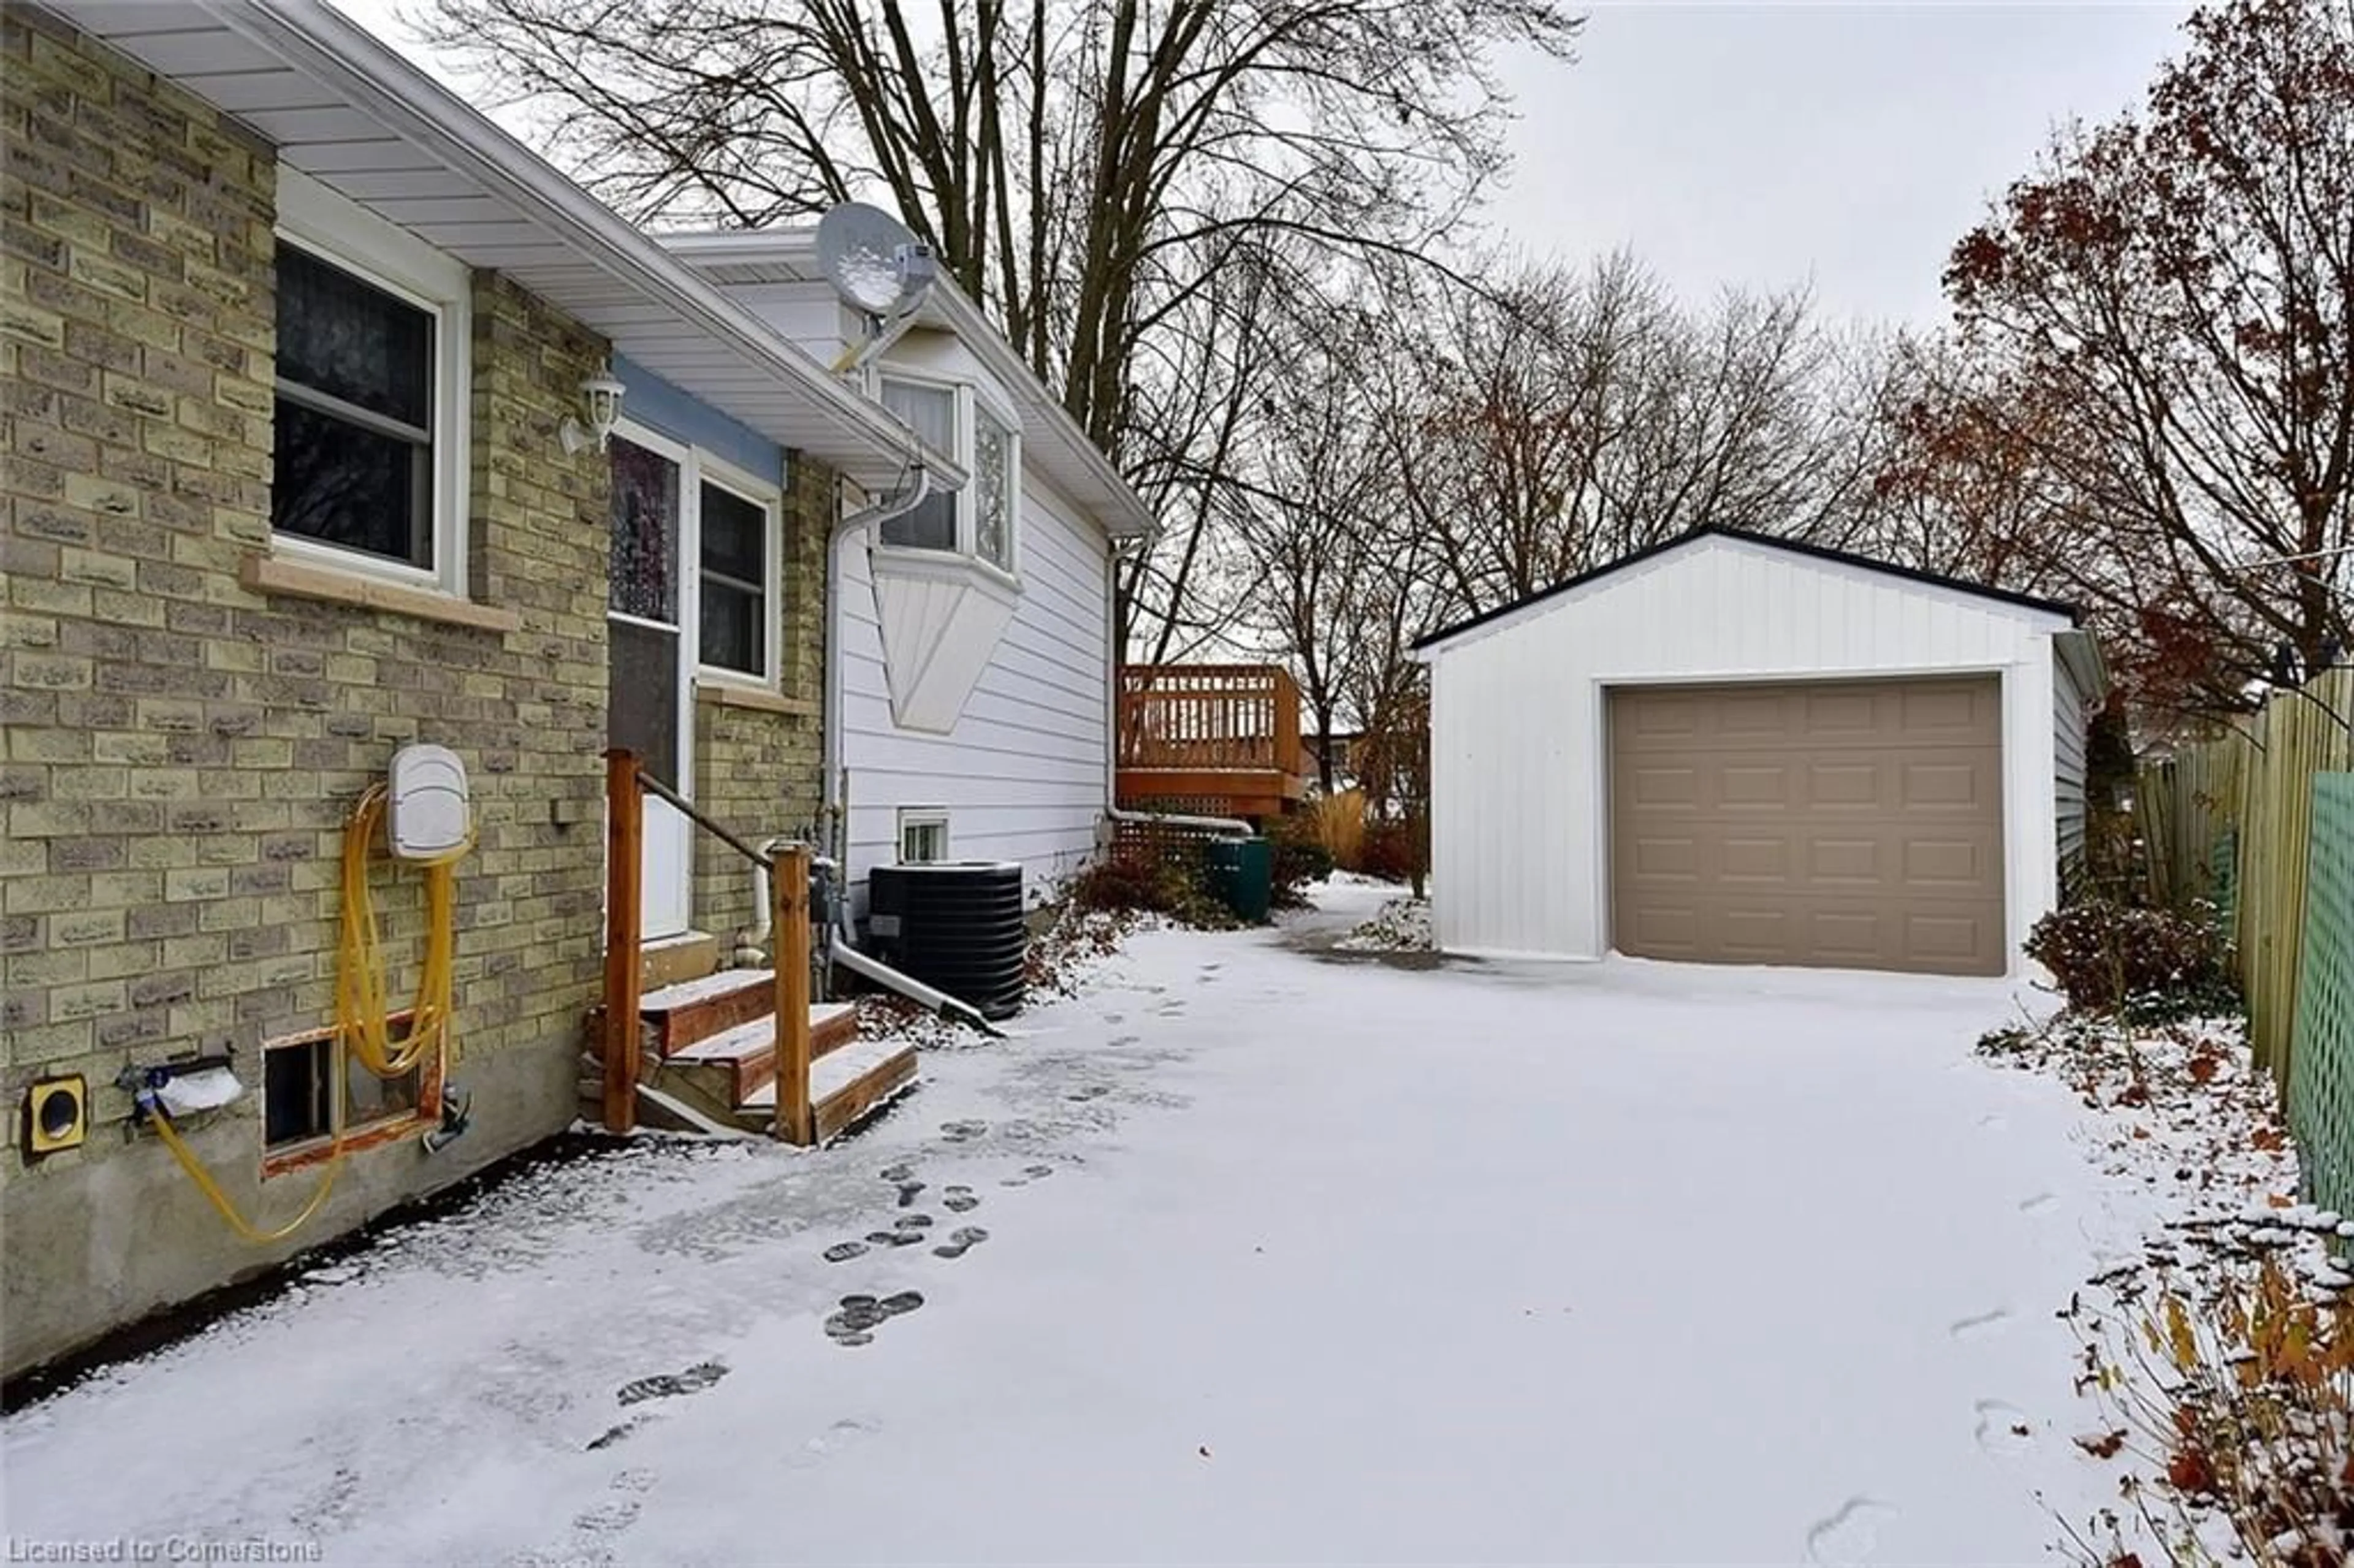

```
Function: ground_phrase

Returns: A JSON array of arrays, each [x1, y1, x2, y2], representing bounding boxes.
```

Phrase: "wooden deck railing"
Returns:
[[604, 747, 813, 1143], [1118, 664, 1308, 778]]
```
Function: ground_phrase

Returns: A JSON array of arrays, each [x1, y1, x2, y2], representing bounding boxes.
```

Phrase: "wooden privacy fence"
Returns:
[[2138, 667, 2354, 1212]]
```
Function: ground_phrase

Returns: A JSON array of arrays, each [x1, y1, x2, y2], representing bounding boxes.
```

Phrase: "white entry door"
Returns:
[[608, 430, 693, 941]]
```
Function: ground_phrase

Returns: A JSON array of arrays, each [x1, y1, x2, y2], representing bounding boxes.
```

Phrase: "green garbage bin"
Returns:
[[1205, 835, 1273, 922]]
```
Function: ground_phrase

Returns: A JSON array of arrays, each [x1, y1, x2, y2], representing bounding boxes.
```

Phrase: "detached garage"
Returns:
[[1413, 527, 2107, 977]]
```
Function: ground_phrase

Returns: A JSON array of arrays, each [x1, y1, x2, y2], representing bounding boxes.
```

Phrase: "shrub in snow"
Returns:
[[1069, 855, 1236, 929], [2074, 1257, 2354, 1567], [1336, 896, 1433, 952], [2026, 902, 2239, 1021], [1265, 816, 1334, 908], [1358, 819, 1425, 889]]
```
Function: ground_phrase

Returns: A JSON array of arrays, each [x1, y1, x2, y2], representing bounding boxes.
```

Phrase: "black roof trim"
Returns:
[[1411, 524, 2084, 652]]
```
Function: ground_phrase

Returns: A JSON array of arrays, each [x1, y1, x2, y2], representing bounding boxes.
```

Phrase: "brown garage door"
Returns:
[[1609, 677, 2005, 976]]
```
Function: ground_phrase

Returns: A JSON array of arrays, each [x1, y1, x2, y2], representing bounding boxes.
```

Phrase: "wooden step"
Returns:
[[741, 1036, 920, 1143], [658, 1003, 859, 1106], [637, 967, 779, 1055]]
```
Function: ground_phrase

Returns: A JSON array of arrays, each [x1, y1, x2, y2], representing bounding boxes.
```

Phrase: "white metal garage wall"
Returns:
[[1421, 534, 2076, 973]]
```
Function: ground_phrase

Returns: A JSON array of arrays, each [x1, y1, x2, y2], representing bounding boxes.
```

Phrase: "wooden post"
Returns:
[[772, 842, 814, 1146], [603, 748, 643, 1135]]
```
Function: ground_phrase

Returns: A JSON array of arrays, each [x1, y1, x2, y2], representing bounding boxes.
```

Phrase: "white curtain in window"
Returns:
[[878, 379, 959, 550], [881, 379, 955, 451]]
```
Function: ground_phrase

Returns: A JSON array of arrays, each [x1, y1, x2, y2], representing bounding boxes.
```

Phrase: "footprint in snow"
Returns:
[[941, 1120, 988, 1144], [1804, 1496, 1896, 1566], [1949, 1307, 2014, 1340], [932, 1226, 989, 1260], [570, 1496, 641, 1538], [585, 1418, 642, 1452], [788, 1417, 880, 1470], [1109, 1035, 1140, 1048], [1972, 1399, 2034, 1456], [943, 1186, 980, 1213], [1000, 1164, 1057, 1187], [826, 1290, 926, 1347], [615, 1360, 728, 1408], [823, 1240, 869, 1263], [895, 1180, 926, 1208]]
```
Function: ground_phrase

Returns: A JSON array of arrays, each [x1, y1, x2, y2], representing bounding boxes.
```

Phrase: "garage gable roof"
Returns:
[[1412, 525, 2084, 658]]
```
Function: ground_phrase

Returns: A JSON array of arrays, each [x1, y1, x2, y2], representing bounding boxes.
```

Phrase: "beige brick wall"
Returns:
[[690, 452, 833, 948], [1, 9, 613, 1377]]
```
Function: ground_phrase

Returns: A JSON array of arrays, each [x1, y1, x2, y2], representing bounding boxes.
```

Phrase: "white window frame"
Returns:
[[688, 450, 784, 690], [271, 169, 473, 598], [897, 807, 951, 864], [872, 368, 1021, 581]]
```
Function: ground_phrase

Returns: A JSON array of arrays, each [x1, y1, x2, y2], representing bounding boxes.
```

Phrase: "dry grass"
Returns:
[[1310, 789, 1365, 871]]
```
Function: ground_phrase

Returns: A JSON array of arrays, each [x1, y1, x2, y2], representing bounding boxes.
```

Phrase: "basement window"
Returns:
[[899, 809, 951, 864], [261, 1015, 424, 1165]]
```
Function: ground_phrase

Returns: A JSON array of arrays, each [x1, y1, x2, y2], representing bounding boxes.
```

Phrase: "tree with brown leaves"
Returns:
[[1935, 0, 2354, 712]]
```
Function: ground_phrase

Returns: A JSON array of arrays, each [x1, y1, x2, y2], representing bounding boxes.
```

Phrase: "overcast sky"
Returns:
[[1491, 2, 2193, 326], [339, 0, 2194, 332]]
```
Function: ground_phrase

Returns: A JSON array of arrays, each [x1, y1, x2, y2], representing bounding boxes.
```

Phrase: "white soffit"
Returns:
[[45, 0, 954, 494]]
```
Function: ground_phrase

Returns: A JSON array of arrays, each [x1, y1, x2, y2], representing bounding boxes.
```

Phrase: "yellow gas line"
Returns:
[[145, 785, 472, 1243]]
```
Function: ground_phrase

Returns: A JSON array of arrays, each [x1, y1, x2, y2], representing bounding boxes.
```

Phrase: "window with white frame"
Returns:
[[898, 808, 951, 864], [271, 170, 471, 593], [608, 425, 782, 690], [696, 476, 774, 679], [877, 375, 1018, 574]]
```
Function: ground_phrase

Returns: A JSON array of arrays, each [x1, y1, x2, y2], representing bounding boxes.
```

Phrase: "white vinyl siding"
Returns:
[[1423, 535, 2081, 975], [839, 471, 1110, 909], [2054, 651, 2093, 898]]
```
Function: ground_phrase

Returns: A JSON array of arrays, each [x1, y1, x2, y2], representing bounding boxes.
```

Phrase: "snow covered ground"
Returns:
[[3, 880, 2168, 1564]]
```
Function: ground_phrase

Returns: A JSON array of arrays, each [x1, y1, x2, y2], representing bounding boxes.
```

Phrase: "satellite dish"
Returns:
[[815, 202, 935, 319]]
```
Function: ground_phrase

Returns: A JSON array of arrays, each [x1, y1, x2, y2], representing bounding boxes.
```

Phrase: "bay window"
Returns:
[[875, 373, 1019, 574]]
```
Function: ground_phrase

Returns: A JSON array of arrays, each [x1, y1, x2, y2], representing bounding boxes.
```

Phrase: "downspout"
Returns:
[[737, 463, 930, 963], [739, 832, 1000, 1037], [1100, 531, 1253, 839], [808, 464, 1007, 1037], [823, 466, 935, 880]]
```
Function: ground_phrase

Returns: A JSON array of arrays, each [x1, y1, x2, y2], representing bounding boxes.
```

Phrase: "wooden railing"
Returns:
[[1118, 664, 1307, 778], [603, 747, 813, 1144]]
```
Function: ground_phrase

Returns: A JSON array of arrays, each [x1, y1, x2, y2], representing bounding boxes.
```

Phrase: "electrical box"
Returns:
[[387, 744, 471, 861]]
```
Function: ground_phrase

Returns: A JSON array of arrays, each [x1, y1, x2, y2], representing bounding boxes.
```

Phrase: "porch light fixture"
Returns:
[[561, 364, 627, 455]]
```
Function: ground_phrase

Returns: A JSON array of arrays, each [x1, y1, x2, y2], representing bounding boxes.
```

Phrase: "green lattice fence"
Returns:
[[2289, 775, 2354, 1220], [2211, 827, 2239, 936]]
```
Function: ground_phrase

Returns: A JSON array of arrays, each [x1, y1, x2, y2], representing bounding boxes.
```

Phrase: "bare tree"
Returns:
[[412, 0, 1583, 654], [1219, 302, 1403, 787], [1376, 254, 1867, 626]]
